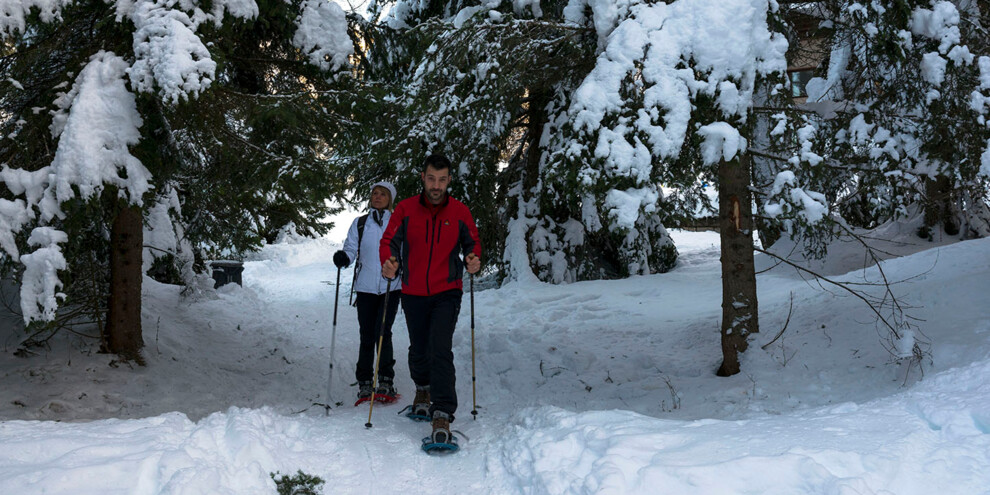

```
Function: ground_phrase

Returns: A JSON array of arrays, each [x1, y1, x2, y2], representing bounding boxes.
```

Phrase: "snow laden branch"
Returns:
[[126, 0, 218, 104], [293, 0, 353, 71], [753, 243, 929, 379], [1, 52, 147, 323], [507, 0, 793, 283], [804, 0, 990, 238], [0, 0, 354, 325], [0, 0, 74, 36]]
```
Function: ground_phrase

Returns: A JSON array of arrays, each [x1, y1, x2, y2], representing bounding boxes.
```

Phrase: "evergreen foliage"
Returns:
[[797, 0, 990, 240], [3, 0, 987, 371], [271, 470, 326, 495], [1, 0, 355, 337]]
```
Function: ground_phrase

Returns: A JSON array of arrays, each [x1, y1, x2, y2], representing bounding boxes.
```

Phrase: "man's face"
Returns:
[[370, 186, 390, 210], [421, 165, 451, 205]]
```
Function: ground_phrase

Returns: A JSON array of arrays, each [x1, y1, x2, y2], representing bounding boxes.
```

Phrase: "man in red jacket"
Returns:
[[381, 153, 481, 446]]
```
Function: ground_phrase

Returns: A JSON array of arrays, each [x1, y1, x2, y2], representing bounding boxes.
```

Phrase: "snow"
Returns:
[[947, 44, 973, 66], [0, 0, 73, 36], [49, 51, 150, 209], [605, 187, 656, 230], [562, 0, 636, 47], [0, 198, 28, 258], [910, 2, 961, 54], [560, 0, 788, 243], [765, 170, 828, 224], [17, 227, 67, 322], [511, 0, 541, 18], [292, 0, 353, 72], [127, 0, 217, 103], [503, 209, 541, 284], [806, 39, 850, 102], [696, 122, 746, 165], [921, 51, 947, 86], [143, 190, 185, 274], [2, 225, 990, 493]]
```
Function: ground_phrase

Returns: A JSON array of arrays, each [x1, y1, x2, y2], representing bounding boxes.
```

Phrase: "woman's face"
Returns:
[[370, 186, 391, 210]]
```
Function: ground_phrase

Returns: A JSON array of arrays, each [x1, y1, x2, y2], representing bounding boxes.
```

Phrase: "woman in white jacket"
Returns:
[[333, 181, 401, 402]]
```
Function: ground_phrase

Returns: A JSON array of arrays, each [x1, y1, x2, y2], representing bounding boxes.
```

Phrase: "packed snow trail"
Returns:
[[1, 231, 989, 493]]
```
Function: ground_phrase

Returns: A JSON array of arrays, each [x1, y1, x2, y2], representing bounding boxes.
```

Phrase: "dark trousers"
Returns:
[[355, 291, 401, 382], [401, 289, 462, 420]]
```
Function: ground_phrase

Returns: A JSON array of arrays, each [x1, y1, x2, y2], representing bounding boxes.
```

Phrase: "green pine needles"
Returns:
[[271, 470, 326, 495]]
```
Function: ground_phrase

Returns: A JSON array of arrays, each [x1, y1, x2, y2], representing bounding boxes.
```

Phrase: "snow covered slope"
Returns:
[[1, 229, 988, 494]]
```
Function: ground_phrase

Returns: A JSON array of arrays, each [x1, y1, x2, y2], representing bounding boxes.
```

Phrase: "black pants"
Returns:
[[402, 289, 462, 421], [355, 291, 401, 382]]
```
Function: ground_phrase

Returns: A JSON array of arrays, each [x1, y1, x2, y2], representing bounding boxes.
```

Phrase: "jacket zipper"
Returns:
[[425, 215, 436, 295]]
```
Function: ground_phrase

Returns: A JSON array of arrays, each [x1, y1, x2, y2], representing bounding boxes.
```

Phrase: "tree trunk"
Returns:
[[522, 90, 549, 193], [922, 175, 959, 237], [717, 153, 759, 377], [104, 202, 145, 364]]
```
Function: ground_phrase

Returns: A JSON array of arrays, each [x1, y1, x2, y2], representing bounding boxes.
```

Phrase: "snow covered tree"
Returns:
[[803, 0, 990, 240], [529, 0, 805, 376], [0, 0, 355, 361], [348, 0, 680, 284], [335, 0, 598, 273], [350, 0, 811, 375]]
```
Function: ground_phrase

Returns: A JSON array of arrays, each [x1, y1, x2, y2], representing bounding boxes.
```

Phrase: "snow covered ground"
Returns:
[[1, 225, 989, 494]]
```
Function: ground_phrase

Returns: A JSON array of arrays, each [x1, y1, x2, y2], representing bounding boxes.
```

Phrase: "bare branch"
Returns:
[[753, 246, 902, 339]]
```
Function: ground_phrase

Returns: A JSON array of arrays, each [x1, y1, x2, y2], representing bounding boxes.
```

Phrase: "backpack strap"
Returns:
[[350, 213, 370, 306], [356, 213, 369, 247]]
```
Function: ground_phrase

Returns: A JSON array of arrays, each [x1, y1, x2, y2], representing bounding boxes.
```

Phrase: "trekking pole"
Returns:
[[325, 266, 341, 416], [470, 273, 478, 420], [366, 273, 394, 428]]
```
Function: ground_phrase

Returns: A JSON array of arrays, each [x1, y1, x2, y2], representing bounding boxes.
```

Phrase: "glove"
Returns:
[[333, 250, 350, 268]]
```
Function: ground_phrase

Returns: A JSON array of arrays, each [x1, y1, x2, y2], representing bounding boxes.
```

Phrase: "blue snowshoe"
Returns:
[[398, 403, 431, 422], [421, 411, 459, 454], [401, 385, 431, 422]]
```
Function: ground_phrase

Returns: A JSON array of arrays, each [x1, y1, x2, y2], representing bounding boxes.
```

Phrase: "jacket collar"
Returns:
[[371, 208, 387, 226]]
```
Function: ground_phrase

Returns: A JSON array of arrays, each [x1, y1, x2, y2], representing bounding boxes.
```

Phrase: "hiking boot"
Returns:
[[411, 385, 430, 417], [357, 380, 374, 400], [431, 410, 452, 444], [376, 376, 397, 397]]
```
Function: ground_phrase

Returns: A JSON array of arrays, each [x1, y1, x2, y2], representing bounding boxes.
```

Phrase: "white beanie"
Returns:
[[371, 181, 397, 209]]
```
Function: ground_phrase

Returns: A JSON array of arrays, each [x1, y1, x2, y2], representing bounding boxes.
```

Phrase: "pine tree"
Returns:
[[338, 0, 599, 274], [351, 0, 803, 374], [803, 0, 990, 240], [0, 0, 356, 361], [351, 0, 682, 283]]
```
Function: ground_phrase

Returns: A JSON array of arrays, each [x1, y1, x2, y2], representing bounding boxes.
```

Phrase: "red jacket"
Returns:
[[380, 193, 482, 296]]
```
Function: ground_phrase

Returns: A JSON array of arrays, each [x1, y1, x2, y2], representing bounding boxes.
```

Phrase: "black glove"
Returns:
[[333, 250, 350, 268]]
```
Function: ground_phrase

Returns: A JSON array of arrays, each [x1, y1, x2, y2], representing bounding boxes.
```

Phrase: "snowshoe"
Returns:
[[402, 385, 431, 421], [421, 411, 459, 454], [355, 393, 401, 406], [354, 378, 400, 406], [421, 435, 459, 454]]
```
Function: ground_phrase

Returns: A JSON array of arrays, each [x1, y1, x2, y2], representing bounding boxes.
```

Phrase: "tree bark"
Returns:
[[717, 153, 759, 377], [104, 202, 145, 364], [922, 175, 959, 237], [523, 90, 549, 193]]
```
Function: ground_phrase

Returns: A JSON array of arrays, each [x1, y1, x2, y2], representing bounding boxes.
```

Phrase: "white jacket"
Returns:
[[342, 209, 398, 295]]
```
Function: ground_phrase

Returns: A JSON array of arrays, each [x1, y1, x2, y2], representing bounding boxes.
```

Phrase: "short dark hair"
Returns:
[[423, 153, 452, 173]]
